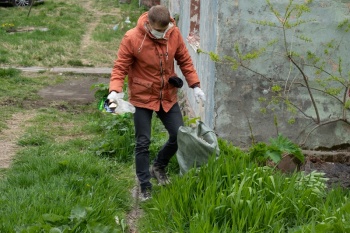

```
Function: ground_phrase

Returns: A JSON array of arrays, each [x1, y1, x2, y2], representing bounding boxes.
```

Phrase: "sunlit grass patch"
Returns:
[[0, 0, 86, 67], [0, 0, 146, 68]]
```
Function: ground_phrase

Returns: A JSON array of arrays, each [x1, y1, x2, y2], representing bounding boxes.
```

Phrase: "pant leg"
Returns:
[[134, 107, 153, 191], [154, 103, 184, 169]]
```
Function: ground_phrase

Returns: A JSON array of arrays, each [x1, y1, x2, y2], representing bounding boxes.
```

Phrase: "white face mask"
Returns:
[[151, 29, 165, 39]]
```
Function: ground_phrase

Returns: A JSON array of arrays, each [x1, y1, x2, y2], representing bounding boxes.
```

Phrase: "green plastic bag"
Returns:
[[176, 121, 220, 175]]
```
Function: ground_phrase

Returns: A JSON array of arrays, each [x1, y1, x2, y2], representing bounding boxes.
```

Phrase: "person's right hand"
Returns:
[[107, 91, 124, 103]]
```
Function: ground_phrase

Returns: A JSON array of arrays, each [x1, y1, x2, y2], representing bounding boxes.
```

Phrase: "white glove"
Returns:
[[107, 91, 136, 114], [107, 91, 124, 103], [194, 87, 206, 104]]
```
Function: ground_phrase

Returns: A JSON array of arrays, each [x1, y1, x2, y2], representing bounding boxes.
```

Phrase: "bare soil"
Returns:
[[302, 151, 350, 189], [0, 111, 36, 169], [38, 75, 109, 105]]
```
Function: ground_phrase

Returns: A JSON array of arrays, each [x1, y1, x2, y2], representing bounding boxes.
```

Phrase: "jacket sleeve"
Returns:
[[174, 29, 200, 88], [109, 33, 135, 93]]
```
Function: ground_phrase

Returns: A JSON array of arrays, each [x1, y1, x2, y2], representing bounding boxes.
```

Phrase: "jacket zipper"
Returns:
[[159, 59, 164, 100]]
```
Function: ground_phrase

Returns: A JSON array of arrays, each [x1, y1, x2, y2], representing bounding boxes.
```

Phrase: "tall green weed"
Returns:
[[139, 139, 350, 232]]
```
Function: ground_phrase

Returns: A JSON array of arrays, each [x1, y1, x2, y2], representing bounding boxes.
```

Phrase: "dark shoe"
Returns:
[[140, 188, 152, 202], [150, 165, 171, 186]]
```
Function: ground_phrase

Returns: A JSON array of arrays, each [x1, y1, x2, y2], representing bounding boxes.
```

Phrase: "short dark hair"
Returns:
[[148, 5, 170, 27]]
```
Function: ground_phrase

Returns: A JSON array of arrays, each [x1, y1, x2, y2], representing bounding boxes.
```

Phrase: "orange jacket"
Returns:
[[109, 12, 200, 112]]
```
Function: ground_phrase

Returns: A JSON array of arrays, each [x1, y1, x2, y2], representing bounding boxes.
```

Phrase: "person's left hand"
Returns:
[[194, 87, 206, 104]]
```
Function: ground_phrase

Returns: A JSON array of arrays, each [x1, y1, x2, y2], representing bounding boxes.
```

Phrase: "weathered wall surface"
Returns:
[[164, 0, 350, 149], [164, 0, 219, 128], [214, 0, 350, 149]]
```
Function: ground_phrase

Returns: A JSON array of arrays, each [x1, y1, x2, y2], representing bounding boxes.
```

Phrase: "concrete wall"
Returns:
[[164, 0, 350, 149], [164, 0, 218, 128], [214, 0, 350, 149]]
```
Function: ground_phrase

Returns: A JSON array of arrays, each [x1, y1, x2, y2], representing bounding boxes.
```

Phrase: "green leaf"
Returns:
[[49, 228, 63, 233], [271, 85, 282, 92], [87, 223, 118, 233], [42, 213, 68, 225], [345, 100, 350, 109], [266, 150, 282, 163], [69, 206, 87, 222], [288, 118, 296, 124], [209, 52, 220, 62], [269, 135, 304, 163], [325, 87, 342, 96]]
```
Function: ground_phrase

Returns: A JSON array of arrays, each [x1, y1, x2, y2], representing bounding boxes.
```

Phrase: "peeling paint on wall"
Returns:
[[187, 0, 201, 51]]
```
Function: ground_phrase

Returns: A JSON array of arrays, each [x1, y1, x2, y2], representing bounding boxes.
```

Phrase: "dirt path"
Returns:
[[79, 0, 121, 66], [76, 2, 143, 231], [80, 0, 100, 52], [0, 111, 36, 169], [127, 182, 144, 233]]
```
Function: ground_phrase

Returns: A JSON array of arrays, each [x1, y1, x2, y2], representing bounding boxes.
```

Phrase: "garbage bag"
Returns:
[[176, 121, 220, 175], [110, 98, 136, 114], [98, 97, 135, 114]]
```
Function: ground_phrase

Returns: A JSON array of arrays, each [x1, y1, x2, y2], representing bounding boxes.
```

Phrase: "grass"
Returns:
[[1, 146, 133, 232], [0, 101, 136, 232], [139, 141, 350, 232], [0, 79, 141, 231], [0, 0, 144, 67], [0, 1, 87, 67], [0, 1, 146, 231], [0, 66, 171, 232]]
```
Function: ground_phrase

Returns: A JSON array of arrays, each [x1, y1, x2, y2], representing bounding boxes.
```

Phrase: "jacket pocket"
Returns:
[[162, 84, 177, 102], [131, 77, 152, 103]]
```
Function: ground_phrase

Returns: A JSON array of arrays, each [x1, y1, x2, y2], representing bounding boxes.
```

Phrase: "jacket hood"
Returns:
[[136, 12, 176, 40]]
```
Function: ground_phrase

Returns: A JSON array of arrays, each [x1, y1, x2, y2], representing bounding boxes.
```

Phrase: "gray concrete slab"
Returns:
[[50, 67, 112, 74], [1, 66, 112, 74]]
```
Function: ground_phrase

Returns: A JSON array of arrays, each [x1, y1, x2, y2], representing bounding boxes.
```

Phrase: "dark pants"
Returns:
[[134, 103, 184, 192]]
